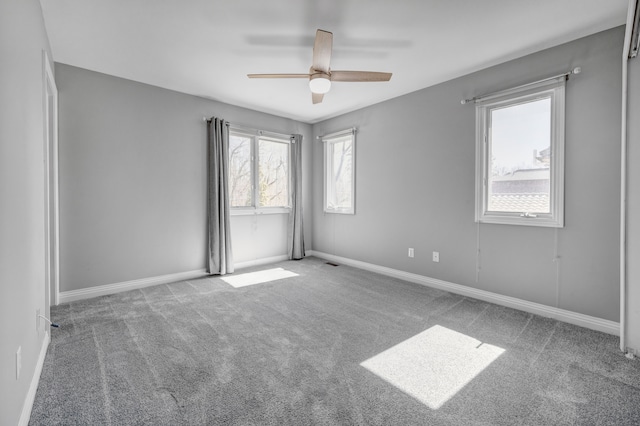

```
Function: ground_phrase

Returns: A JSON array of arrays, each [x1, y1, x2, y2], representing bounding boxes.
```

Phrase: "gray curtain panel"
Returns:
[[288, 134, 305, 260], [207, 117, 234, 275]]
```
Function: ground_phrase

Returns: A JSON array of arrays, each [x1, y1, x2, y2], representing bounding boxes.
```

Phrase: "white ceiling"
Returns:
[[40, 0, 628, 124]]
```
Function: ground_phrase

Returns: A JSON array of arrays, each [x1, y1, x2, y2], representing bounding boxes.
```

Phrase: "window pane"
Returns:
[[488, 97, 551, 214], [258, 139, 289, 207], [229, 134, 252, 207], [329, 139, 353, 210]]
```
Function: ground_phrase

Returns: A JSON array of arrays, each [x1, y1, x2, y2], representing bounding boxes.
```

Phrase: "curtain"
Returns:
[[207, 117, 234, 275], [288, 134, 305, 260]]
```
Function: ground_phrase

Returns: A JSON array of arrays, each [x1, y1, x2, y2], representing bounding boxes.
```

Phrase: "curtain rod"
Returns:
[[202, 117, 294, 140], [460, 67, 582, 105], [316, 127, 356, 140]]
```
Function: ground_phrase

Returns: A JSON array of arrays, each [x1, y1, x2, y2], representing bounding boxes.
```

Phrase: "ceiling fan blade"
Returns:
[[312, 92, 324, 104], [312, 30, 333, 73], [330, 71, 392, 82], [247, 73, 310, 78]]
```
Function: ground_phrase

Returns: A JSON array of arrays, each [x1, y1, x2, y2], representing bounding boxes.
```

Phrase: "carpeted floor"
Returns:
[[30, 257, 640, 425]]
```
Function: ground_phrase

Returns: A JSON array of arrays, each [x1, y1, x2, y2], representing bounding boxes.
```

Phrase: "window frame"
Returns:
[[475, 78, 565, 228], [323, 130, 356, 215], [228, 129, 291, 215]]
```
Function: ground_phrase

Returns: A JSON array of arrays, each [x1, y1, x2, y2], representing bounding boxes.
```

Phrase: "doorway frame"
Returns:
[[43, 51, 59, 308]]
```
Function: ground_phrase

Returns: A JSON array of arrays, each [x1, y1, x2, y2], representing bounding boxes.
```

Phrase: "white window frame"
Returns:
[[323, 129, 356, 215], [475, 78, 565, 228], [229, 128, 291, 215]]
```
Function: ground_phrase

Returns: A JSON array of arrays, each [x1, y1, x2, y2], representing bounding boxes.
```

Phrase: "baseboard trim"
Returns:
[[58, 254, 293, 304], [19, 332, 50, 426], [59, 269, 208, 304], [234, 255, 290, 270], [308, 250, 620, 336]]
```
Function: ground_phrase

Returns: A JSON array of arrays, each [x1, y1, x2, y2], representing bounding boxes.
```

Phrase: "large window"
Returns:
[[323, 130, 355, 214], [475, 79, 565, 227], [229, 130, 290, 212]]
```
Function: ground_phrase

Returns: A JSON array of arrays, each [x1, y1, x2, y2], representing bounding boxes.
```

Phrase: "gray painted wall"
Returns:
[[627, 51, 640, 349], [0, 1, 52, 424], [312, 27, 624, 322], [56, 64, 312, 292]]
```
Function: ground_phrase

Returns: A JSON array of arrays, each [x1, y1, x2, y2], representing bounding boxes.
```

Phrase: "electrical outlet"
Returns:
[[36, 308, 41, 333], [408, 248, 414, 258], [432, 251, 440, 262], [16, 347, 21, 380]]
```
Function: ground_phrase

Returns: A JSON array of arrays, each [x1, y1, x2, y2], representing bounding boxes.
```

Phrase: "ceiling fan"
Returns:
[[247, 29, 392, 104]]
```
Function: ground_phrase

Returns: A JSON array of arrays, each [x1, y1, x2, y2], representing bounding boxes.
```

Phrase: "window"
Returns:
[[323, 130, 355, 214], [475, 79, 565, 227], [229, 130, 290, 212]]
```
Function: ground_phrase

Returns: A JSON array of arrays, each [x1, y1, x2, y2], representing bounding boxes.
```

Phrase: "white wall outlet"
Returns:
[[36, 308, 41, 333], [16, 346, 21, 380], [408, 248, 414, 258], [432, 251, 440, 262]]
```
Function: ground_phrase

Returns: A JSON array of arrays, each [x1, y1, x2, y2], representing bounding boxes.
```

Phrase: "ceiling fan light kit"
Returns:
[[309, 74, 331, 94], [248, 29, 392, 103]]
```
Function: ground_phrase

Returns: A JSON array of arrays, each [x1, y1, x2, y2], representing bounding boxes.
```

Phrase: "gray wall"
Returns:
[[627, 48, 640, 349], [56, 64, 312, 292], [0, 1, 52, 424], [312, 27, 624, 322]]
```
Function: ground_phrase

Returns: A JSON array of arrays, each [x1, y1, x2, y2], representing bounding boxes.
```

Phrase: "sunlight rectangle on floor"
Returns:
[[361, 325, 505, 409], [221, 267, 298, 288]]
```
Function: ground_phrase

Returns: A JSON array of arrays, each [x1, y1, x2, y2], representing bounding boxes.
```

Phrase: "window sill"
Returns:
[[324, 209, 355, 215], [231, 207, 291, 216], [476, 214, 563, 228]]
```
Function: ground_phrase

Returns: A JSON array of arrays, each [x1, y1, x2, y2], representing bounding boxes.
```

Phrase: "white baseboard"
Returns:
[[59, 269, 208, 304], [234, 254, 290, 270], [307, 250, 620, 336], [19, 332, 50, 426], [58, 254, 292, 304]]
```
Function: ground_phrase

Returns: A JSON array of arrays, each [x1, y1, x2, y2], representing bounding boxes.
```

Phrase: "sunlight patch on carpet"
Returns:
[[221, 268, 299, 288], [360, 325, 505, 409]]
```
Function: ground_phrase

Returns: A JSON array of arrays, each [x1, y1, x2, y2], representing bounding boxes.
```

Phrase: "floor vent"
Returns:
[[325, 262, 339, 267]]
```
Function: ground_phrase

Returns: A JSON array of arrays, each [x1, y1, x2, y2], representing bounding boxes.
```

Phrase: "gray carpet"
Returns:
[[30, 257, 640, 425]]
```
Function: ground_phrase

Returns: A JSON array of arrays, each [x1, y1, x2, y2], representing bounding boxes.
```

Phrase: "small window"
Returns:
[[229, 130, 290, 211], [475, 79, 565, 227], [323, 131, 355, 214]]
